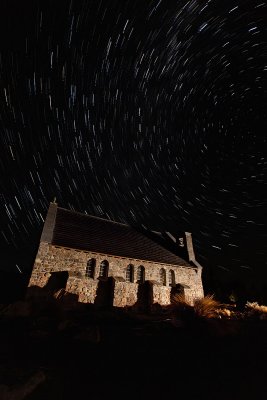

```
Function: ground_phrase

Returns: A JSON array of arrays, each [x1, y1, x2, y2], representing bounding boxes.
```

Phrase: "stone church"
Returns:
[[28, 202, 204, 309]]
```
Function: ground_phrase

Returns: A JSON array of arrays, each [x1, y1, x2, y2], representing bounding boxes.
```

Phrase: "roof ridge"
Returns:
[[57, 206, 130, 228]]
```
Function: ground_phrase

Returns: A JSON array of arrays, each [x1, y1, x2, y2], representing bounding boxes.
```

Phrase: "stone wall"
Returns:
[[184, 287, 203, 306], [67, 276, 98, 304], [28, 242, 204, 307], [113, 280, 139, 307], [151, 283, 171, 306]]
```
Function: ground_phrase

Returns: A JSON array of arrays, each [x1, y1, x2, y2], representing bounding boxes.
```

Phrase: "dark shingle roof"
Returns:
[[51, 207, 189, 267]]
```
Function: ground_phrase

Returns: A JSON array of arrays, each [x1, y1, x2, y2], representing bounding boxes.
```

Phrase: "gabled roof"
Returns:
[[43, 204, 192, 267]]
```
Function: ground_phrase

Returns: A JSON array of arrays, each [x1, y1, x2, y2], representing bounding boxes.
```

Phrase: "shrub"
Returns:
[[216, 308, 231, 318], [245, 301, 267, 319], [194, 295, 221, 319], [170, 294, 221, 320]]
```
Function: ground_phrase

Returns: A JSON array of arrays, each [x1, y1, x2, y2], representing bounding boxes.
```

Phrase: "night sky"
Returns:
[[0, 0, 266, 293]]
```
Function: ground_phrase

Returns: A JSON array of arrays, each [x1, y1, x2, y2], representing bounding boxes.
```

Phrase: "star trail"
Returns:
[[0, 0, 266, 294]]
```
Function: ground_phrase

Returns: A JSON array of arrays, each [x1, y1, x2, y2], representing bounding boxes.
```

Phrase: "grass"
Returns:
[[169, 294, 222, 320], [245, 301, 267, 319], [169, 294, 267, 323], [194, 295, 221, 318]]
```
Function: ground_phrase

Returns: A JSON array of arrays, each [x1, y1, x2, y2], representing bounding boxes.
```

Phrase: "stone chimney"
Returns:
[[184, 232, 196, 262], [40, 202, 58, 243], [166, 231, 196, 263]]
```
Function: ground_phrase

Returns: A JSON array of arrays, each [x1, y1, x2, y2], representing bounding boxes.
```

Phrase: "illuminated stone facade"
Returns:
[[28, 203, 204, 308]]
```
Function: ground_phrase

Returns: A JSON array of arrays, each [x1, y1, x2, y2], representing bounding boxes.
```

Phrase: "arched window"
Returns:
[[126, 264, 134, 283], [136, 265, 145, 283], [85, 258, 96, 279], [99, 260, 109, 279], [168, 270, 175, 286], [159, 268, 166, 286]]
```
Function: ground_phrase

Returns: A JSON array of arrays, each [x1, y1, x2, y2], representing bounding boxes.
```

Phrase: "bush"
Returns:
[[170, 294, 221, 321], [245, 301, 267, 319], [194, 295, 221, 319]]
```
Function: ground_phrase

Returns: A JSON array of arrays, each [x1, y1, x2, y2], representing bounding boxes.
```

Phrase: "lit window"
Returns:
[[85, 258, 96, 279], [136, 265, 145, 283], [126, 264, 134, 282], [99, 260, 109, 278]]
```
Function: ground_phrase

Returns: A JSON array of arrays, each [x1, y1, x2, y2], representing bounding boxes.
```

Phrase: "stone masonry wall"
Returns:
[[66, 277, 99, 304], [113, 281, 139, 307], [151, 284, 172, 306], [28, 242, 204, 307]]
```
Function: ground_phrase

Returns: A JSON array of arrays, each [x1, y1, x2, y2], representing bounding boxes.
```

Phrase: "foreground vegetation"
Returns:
[[168, 294, 267, 321], [1, 291, 267, 399]]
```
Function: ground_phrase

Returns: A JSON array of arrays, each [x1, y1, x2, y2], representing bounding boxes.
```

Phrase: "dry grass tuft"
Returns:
[[169, 294, 222, 321], [245, 302, 267, 319], [194, 295, 221, 319], [53, 288, 67, 300], [216, 308, 231, 318]]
